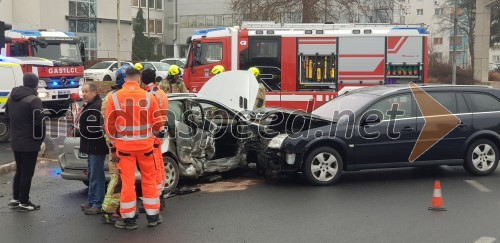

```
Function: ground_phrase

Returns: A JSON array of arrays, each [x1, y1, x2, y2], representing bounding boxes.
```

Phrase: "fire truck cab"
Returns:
[[1, 29, 85, 114], [184, 22, 428, 110]]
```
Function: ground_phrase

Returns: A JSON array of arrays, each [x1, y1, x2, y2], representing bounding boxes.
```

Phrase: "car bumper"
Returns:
[[259, 148, 305, 173]]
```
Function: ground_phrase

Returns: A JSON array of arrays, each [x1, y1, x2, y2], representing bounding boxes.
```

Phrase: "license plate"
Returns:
[[59, 90, 71, 95]]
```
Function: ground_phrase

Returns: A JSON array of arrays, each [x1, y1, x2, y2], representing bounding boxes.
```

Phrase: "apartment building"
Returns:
[[131, 0, 166, 57]]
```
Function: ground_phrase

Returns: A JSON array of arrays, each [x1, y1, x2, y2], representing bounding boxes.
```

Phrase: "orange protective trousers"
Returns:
[[154, 138, 165, 194], [117, 148, 160, 219]]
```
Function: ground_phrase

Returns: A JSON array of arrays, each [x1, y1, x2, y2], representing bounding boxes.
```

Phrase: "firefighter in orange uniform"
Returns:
[[105, 68, 166, 229], [141, 69, 169, 209]]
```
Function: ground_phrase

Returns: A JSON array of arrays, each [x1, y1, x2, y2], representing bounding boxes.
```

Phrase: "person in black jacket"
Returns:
[[78, 82, 108, 215], [5, 73, 46, 211]]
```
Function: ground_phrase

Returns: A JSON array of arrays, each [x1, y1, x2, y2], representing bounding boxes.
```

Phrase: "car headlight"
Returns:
[[38, 92, 49, 98], [268, 134, 288, 149], [78, 78, 85, 85], [38, 80, 46, 88]]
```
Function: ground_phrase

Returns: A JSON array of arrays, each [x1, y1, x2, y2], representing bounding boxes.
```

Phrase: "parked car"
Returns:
[[259, 85, 500, 185], [84, 61, 133, 82], [160, 58, 186, 68], [58, 71, 262, 191], [139, 62, 171, 82], [489, 63, 500, 72]]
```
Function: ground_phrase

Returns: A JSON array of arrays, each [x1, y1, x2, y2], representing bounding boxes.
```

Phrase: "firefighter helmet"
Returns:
[[248, 67, 260, 78], [133, 63, 144, 71], [211, 65, 225, 75], [169, 65, 181, 76]]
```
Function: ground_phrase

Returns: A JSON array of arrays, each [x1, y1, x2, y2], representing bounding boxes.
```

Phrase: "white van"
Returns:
[[0, 62, 24, 142]]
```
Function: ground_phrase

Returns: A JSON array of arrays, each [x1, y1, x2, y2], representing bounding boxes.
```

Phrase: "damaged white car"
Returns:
[[58, 71, 263, 191]]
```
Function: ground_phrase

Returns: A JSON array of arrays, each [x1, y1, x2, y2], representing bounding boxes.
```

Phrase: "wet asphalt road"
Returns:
[[1, 160, 500, 242], [0, 143, 14, 165]]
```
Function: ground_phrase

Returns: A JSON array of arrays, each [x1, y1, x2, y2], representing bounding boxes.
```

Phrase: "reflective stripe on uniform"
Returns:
[[120, 200, 136, 209], [122, 211, 136, 219], [111, 91, 151, 110], [115, 132, 153, 141], [142, 197, 160, 205], [117, 124, 152, 132], [145, 209, 159, 215]]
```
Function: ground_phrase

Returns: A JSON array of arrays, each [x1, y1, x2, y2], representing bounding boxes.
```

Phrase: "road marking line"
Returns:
[[465, 180, 492, 192], [474, 237, 496, 243]]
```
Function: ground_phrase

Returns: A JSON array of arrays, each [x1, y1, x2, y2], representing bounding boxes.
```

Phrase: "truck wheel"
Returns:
[[464, 139, 499, 176], [103, 75, 112, 81], [0, 119, 10, 143], [303, 147, 343, 186], [164, 156, 179, 194]]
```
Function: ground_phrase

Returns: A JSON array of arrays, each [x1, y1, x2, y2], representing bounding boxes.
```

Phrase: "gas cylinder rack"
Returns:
[[385, 62, 423, 84], [298, 52, 338, 89]]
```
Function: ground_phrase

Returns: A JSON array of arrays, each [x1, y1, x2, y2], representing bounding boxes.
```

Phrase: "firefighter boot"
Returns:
[[102, 212, 121, 224], [146, 214, 163, 227], [115, 218, 138, 230]]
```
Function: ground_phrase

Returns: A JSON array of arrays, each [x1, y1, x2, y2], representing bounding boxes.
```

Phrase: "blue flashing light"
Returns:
[[392, 27, 428, 34], [11, 29, 42, 36], [52, 81, 58, 86], [64, 32, 76, 37], [193, 28, 227, 36], [70, 81, 75, 85]]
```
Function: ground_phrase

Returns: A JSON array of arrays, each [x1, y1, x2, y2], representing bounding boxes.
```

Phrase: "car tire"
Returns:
[[303, 147, 343, 186], [0, 118, 10, 143], [164, 156, 179, 194], [464, 139, 499, 176], [103, 75, 112, 81]]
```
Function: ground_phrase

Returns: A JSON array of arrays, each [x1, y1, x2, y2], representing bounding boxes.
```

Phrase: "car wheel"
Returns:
[[164, 156, 179, 194], [103, 75, 112, 81], [464, 139, 499, 176], [303, 147, 343, 186], [0, 119, 10, 143]]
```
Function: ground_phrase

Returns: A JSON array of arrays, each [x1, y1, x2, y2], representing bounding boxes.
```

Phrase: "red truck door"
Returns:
[[185, 37, 230, 93]]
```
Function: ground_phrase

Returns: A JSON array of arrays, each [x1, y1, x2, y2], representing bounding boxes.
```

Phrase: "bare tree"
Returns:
[[435, 0, 476, 70]]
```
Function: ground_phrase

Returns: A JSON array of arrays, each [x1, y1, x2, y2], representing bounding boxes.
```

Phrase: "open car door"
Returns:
[[198, 70, 259, 112]]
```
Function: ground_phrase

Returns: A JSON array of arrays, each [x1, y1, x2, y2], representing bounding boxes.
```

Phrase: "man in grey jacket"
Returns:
[[5, 73, 46, 211]]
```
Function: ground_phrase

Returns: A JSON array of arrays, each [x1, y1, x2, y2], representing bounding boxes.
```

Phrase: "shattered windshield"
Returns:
[[33, 43, 82, 65]]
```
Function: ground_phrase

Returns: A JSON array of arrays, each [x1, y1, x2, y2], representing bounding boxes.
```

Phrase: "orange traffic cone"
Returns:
[[428, 180, 446, 211]]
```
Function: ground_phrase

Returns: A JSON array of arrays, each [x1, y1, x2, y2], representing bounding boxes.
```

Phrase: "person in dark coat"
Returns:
[[78, 82, 108, 215], [5, 72, 46, 211]]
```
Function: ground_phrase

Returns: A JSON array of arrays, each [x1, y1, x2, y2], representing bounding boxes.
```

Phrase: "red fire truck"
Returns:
[[184, 22, 428, 110], [1, 29, 85, 113]]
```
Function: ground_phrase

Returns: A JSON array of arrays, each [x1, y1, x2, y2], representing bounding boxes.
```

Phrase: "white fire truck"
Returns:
[[1, 29, 85, 114], [184, 22, 429, 110]]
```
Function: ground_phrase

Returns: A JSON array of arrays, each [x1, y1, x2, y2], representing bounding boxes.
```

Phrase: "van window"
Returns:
[[463, 92, 500, 112], [367, 94, 414, 120], [456, 93, 469, 113]]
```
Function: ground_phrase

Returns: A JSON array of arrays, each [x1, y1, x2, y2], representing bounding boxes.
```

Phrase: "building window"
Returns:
[[224, 15, 233, 26], [148, 0, 155, 9], [450, 36, 462, 46], [140, 0, 146, 8], [155, 19, 162, 34], [435, 8, 443, 15], [494, 55, 500, 62], [206, 16, 214, 27], [132, 0, 139, 7], [69, 0, 97, 18], [69, 19, 97, 60], [215, 16, 223, 27], [417, 9, 423, 15], [180, 16, 188, 28], [433, 37, 443, 45], [148, 19, 155, 33], [156, 0, 162, 10], [197, 16, 205, 27], [189, 16, 196, 27]]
